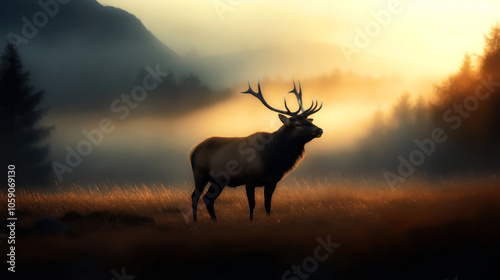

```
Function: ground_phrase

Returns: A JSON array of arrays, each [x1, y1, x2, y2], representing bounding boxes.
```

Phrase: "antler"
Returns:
[[242, 78, 299, 116], [288, 80, 323, 117], [242, 78, 323, 117], [301, 97, 323, 117], [288, 81, 304, 112]]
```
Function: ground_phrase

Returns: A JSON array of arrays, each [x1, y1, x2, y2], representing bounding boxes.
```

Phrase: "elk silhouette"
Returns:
[[189, 79, 323, 222]]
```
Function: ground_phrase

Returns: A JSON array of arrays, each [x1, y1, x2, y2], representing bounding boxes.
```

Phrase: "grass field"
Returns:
[[1, 176, 500, 279]]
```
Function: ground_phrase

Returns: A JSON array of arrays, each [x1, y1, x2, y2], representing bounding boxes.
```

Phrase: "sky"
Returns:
[[94, 0, 500, 147], [46, 0, 500, 184], [97, 0, 499, 77]]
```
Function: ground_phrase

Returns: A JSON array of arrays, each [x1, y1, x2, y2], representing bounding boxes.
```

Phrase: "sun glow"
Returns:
[[98, 0, 499, 78]]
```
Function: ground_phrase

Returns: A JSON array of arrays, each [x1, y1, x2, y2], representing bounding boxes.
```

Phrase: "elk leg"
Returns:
[[203, 183, 224, 221], [192, 172, 209, 223], [264, 183, 277, 216], [245, 185, 256, 221]]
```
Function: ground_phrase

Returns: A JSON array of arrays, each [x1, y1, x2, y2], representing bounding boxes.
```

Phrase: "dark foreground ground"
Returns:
[[1, 177, 500, 279]]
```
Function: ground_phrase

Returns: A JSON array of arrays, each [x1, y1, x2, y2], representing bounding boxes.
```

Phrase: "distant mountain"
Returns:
[[0, 0, 415, 116], [0, 0, 195, 113]]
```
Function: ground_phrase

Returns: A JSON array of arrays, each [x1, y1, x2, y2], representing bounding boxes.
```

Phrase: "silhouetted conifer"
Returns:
[[0, 42, 52, 186]]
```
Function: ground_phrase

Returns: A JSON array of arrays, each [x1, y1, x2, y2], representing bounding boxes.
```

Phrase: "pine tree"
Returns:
[[0, 42, 52, 187], [413, 95, 427, 124], [483, 22, 500, 56], [480, 23, 500, 157], [481, 23, 500, 78], [392, 91, 413, 127]]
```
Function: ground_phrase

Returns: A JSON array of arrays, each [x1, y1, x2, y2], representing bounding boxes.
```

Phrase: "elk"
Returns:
[[189, 79, 323, 222]]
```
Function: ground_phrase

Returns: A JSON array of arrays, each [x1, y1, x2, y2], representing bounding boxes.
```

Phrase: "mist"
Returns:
[[2, 0, 499, 186]]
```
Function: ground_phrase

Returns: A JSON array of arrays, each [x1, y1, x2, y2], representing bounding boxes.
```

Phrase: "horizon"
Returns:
[[2, 2, 500, 279], [1, 0, 499, 185]]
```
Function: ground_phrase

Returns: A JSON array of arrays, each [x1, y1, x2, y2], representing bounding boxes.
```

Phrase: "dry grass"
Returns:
[[1, 176, 500, 279]]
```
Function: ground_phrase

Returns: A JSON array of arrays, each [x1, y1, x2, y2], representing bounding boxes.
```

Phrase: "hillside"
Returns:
[[0, 0, 194, 113]]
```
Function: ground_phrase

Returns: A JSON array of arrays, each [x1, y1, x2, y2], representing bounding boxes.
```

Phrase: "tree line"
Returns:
[[329, 23, 500, 179]]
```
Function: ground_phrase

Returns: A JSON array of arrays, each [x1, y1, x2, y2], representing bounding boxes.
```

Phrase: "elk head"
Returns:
[[242, 79, 323, 141]]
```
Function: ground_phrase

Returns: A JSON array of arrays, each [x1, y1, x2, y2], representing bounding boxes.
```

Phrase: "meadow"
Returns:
[[1, 176, 500, 279]]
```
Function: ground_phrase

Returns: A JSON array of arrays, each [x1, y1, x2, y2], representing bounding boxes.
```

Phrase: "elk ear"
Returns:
[[307, 118, 313, 123], [278, 114, 291, 126]]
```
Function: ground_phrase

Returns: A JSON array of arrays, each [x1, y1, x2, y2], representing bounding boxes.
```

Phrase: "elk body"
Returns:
[[189, 80, 323, 222]]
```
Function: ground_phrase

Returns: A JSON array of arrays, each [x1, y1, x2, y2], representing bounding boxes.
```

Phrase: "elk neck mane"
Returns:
[[261, 125, 307, 175]]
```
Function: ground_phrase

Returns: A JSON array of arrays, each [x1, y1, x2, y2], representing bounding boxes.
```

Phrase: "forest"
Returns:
[[307, 24, 500, 186]]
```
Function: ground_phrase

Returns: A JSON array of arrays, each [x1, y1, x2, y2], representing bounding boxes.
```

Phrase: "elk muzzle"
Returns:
[[315, 128, 323, 138]]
